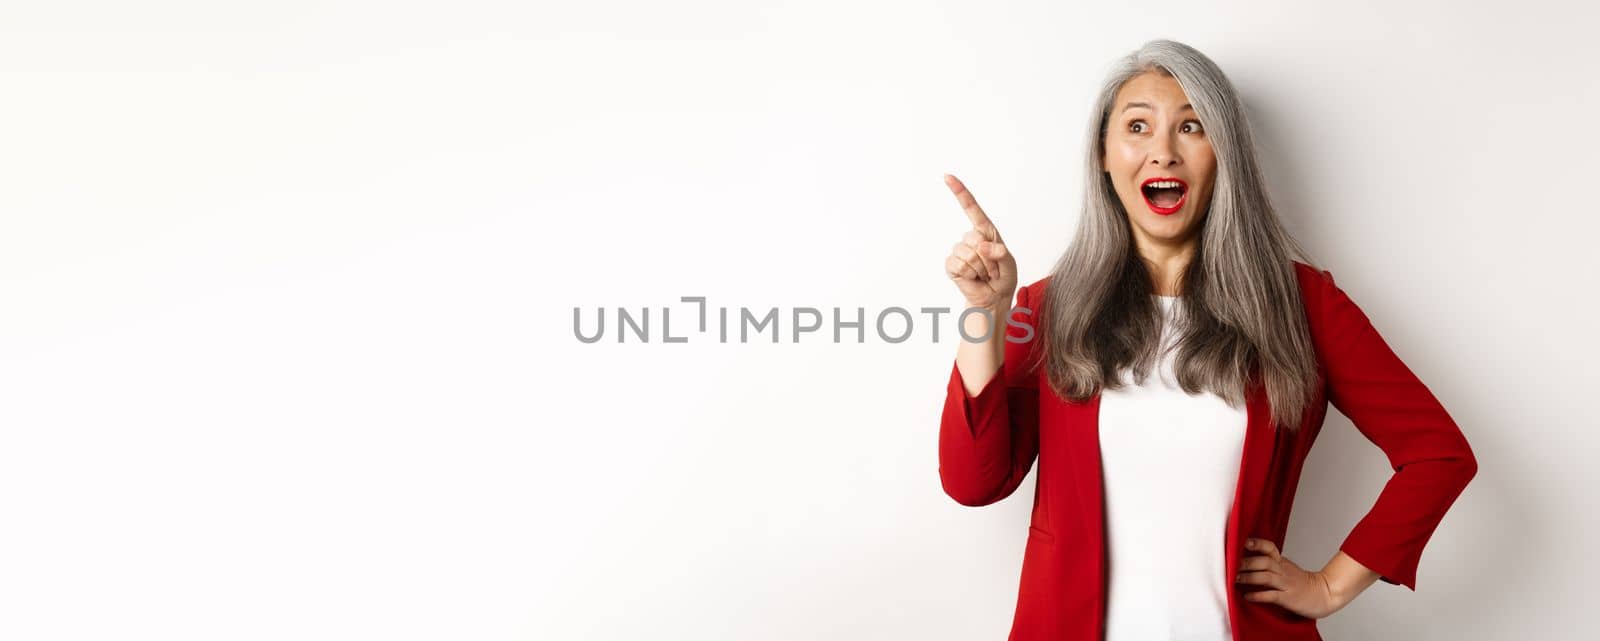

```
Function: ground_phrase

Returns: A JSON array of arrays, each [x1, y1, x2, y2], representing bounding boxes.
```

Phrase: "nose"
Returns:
[[1149, 132, 1181, 167]]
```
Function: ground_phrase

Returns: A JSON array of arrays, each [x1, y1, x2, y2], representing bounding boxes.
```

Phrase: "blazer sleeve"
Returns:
[[1314, 269, 1479, 591], [938, 285, 1043, 507]]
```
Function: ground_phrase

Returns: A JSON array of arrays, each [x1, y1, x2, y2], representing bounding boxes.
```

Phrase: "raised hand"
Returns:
[[943, 174, 1018, 310]]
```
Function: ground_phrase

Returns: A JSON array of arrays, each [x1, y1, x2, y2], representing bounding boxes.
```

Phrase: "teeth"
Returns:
[[1145, 180, 1183, 189]]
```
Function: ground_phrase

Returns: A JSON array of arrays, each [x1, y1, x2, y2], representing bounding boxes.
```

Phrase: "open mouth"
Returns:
[[1140, 177, 1188, 214]]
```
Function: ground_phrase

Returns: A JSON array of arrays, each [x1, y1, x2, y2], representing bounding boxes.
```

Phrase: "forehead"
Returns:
[[1113, 72, 1192, 111]]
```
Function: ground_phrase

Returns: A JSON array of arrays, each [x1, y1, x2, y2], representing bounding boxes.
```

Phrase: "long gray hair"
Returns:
[[1032, 39, 1323, 432]]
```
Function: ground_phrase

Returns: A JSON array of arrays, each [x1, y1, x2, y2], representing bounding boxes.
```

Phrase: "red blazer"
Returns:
[[938, 260, 1478, 641]]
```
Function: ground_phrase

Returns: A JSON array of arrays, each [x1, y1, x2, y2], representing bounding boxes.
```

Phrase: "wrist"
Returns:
[[1315, 570, 1349, 609], [1318, 550, 1381, 611], [958, 300, 1010, 338], [961, 295, 1013, 312], [1316, 567, 1365, 611]]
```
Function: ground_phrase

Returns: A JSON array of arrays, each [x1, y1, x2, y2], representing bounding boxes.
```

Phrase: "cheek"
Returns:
[[1107, 140, 1142, 165], [1183, 149, 1217, 198], [1190, 145, 1217, 177], [1105, 145, 1143, 196]]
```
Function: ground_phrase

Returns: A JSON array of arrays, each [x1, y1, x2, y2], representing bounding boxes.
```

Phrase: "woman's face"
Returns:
[[1102, 71, 1217, 251]]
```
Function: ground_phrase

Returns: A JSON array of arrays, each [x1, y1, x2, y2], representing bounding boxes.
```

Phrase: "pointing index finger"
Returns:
[[944, 174, 994, 230], [945, 174, 1005, 242]]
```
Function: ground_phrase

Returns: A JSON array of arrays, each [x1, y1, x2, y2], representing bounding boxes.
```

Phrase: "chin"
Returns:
[[1130, 211, 1197, 239]]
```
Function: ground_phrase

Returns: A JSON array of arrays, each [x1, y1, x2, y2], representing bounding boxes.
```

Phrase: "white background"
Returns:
[[1, 1, 1595, 639]]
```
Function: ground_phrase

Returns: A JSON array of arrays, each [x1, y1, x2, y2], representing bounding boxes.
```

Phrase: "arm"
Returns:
[[938, 285, 1042, 507], [1319, 550, 1382, 607], [1314, 269, 1479, 591]]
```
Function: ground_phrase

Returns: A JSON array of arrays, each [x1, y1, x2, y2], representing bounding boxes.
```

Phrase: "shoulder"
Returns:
[[1291, 259, 1336, 317], [1019, 275, 1051, 303], [1291, 260, 1374, 348], [1291, 259, 1331, 292]]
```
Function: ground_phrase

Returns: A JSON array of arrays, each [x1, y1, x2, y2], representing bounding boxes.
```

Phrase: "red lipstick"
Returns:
[[1140, 176, 1188, 216]]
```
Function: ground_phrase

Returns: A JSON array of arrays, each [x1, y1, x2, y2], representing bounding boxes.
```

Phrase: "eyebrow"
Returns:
[[1120, 102, 1194, 114]]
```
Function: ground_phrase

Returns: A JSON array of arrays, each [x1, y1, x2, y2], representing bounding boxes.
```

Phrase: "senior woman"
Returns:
[[938, 40, 1477, 641]]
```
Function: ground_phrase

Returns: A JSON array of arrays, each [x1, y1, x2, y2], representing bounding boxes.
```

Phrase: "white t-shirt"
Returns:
[[1097, 295, 1248, 641]]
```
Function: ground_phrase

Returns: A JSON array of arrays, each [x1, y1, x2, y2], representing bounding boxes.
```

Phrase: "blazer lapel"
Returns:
[[1073, 391, 1107, 641], [1224, 379, 1279, 639]]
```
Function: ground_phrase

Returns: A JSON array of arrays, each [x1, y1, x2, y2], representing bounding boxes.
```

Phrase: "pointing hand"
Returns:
[[943, 174, 1018, 309]]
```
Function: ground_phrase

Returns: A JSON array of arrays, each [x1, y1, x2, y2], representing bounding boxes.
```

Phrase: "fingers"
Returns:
[[1245, 538, 1282, 560], [945, 253, 981, 282], [951, 242, 990, 281], [1236, 569, 1286, 590], [1236, 554, 1285, 589], [1237, 557, 1287, 589], [974, 219, 1003, 243], [1238, 539, 1285, 590], [951, 238, 1014, 285], [984, 240, 1013, 282], [944, 174, 997, 234], [960, 230, 996, 278], [944, 174, 1016, 300], [1237, 556, 1277, 572]]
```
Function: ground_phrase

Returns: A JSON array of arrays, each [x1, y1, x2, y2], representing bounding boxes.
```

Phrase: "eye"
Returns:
[[1182, 120, 1205, 134], [1128, 120, 1147, 133]]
